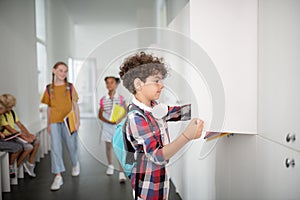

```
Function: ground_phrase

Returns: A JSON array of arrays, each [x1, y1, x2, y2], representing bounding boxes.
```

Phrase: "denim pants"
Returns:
[[50, 122, 78, 174]]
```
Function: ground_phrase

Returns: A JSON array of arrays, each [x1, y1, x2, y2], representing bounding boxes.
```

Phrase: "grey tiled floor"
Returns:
[[2, 118, 182, 200]]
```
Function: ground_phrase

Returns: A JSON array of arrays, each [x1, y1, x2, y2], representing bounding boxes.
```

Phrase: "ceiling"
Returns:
[[60, 0, 148, 24]]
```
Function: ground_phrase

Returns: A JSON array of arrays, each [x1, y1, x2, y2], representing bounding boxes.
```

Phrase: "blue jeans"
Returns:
[[50, 123, 78, 174]]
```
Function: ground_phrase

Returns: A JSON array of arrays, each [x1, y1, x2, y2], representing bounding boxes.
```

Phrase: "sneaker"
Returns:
[[9, 165, 15, 178], [119, 172, 126, 183], [106, 165, 114, 175], [50, 175, 63, 191], [23, 161, 36, 177], [72, 162, 80, 176]]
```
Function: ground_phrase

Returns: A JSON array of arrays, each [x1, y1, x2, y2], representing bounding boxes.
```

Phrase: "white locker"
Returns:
[[256, 136, 300, 200], [258, 0, 300, 151]]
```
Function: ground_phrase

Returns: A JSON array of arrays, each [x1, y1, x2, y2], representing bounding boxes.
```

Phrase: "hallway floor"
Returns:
[[2, 118, 182, 200]]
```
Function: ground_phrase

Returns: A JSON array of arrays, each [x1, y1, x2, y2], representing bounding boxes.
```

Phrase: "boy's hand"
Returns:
[[183, 118, 204, 140], [0, 133, 5, 139]]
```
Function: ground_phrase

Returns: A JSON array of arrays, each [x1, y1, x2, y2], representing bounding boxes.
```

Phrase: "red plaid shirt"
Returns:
[[126, 97, 191, 200]]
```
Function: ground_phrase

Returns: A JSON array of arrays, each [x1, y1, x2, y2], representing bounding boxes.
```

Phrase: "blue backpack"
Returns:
[[112, 105, 156, 178], [112, 109, 143, 177], [112, 105, 160, 199]]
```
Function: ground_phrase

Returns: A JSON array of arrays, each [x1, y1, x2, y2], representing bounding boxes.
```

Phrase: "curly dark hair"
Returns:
[[104, 76, 120, 84], [119, 52, 168, 94]]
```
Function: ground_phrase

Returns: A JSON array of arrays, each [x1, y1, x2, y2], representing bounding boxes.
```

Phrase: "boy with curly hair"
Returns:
[[119, 52, 204, 200]]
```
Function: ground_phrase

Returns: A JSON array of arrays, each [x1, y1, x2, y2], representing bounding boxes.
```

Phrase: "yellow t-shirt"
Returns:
[[0, 110, 19, 135], [41, 83, 79, 123]]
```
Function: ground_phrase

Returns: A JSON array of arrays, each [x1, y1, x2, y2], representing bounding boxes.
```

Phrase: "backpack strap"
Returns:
[[67, 82, 73, 101], [0, 113, 8, 132], [3, 113, 8, 123], [46, 84, 51, 97], [125, 104, 162, 200], [3, 110, 16, 123], [0, 110, 16, 132], [119, 95, 124, 106], [46, 83, 73, 100], [125, 107, 145, 200], [100, 98, 104, 108], [122, 108, 146, 162], [126, 105, 155, 133], [11, 110, 16, 123], [126, 104, 163, 147]]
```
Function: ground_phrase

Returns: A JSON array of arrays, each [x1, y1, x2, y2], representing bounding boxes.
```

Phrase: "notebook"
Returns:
[[3, 132, 21, 141], [110, 104, 126, 123], [64, 110, 76, 136], [204, 131, 230, 141]]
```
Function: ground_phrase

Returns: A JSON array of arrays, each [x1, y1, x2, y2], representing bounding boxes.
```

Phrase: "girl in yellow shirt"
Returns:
[[41, 61, 80, 191]]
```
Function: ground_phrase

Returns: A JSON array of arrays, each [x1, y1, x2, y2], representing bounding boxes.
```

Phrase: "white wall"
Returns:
[[166, 0, 189, 24], [0, 0, 77, 125], [46, 0, 75, 74], [0, 0, 40, 126], [71, 1, 159, 116], [167, 3, 190, 197], [168, 1, 300, 199], [167, 0, 258, 199], [73, 0, 158, 60], [74, 23, 136, 60]]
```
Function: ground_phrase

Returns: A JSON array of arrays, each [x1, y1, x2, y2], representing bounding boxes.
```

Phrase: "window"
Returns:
[[68, 58, 83, 83], [35, 0, 47, 119], [36, 42, 47, 94], [35, 0, 46, 41], [35, 0, 47, 95]]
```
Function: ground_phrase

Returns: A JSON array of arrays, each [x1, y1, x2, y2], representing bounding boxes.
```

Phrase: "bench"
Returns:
[[1, 119, 49, 188], [0, 151, 10, 200]]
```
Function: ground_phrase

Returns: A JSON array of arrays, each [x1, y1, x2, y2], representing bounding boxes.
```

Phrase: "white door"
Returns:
[[69, 58, 97, 118], [256, 136, 300, 200], [258, 0, 300, 151]]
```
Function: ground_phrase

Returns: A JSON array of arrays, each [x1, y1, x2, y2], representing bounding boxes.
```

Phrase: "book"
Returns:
[[204, 131, 230, 141], [110, 104, 126, 123], [15, 136, 29, 144], [64, 110, 77, 136], [3, 132, 21, 141]]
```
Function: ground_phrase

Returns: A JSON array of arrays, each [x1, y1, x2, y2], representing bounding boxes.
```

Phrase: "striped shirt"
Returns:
[[99, 93, 124, 117], [126, 97, 191, 200]]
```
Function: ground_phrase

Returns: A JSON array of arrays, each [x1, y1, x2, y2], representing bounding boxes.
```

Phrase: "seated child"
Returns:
[[0, 94, 40, 177], [0, 99, 22, 178]]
